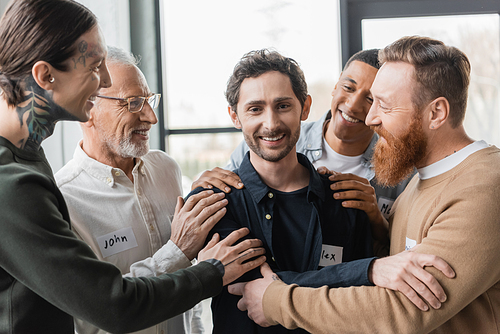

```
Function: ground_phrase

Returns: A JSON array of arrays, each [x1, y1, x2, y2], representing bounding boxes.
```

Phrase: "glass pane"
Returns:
[[162, 0, 340, 130], [362, 14, 500, 146], [167, 132, 244, 195]]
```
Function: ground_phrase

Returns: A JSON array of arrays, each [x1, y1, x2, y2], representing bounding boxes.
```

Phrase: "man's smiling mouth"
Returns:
[[341, 111, 360, 123]]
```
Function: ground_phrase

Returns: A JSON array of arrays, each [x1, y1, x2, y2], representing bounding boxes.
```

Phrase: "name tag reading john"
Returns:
[[319, 244, 343, 267], [96, 227, 138, 258]]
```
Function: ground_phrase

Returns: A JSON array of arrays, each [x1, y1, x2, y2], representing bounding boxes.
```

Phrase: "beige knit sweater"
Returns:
[[264, 146, 500, 334]]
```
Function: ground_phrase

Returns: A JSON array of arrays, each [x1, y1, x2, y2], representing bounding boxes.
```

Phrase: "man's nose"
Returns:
[[345, 92, 368, 115], [365, 103, 379, 126], [140, 101, 158, 125], [263, 109, 280, 131]]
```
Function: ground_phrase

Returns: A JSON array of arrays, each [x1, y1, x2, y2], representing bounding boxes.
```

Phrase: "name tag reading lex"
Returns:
[[319, 244, 343, 267]]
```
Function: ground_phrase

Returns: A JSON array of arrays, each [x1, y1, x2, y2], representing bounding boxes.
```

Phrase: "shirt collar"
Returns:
[[73, 141, 145, 187], [237, 151, 325, 203], [301, 111, 331, 152], [361, 133, 378, 166], [418, 140, 489, 180]]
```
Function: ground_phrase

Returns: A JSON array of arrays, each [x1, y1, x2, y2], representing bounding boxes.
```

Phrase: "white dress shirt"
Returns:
[[55, 142, 204, 334]]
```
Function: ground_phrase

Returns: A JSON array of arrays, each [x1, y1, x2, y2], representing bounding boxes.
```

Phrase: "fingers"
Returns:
[[329, 173, 370, 184], [331, 180, 374, 193], [237, 294, 248, 312], [182, 190, 215, 211], [223, 240, 265, 266], [223, 253, 266, 286], [192, 167, 244, 193], [370, 252, 453, 311], [205, 233, 220, 250], [417, 253, 456, 279], [260, 262, 274, 277], [397, 279, 429, 311], [183, 191, 227, 218], [197, 205, 227, 234], [228, 282, 247, 296], [220, 227, 251, 246], [316, 166, 338, 175], [333, 189, 375, 202], [174, 196, 184, 216]]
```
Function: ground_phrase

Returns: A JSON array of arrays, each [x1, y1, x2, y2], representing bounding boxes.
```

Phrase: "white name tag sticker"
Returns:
[[96, 227, 138, 258], [378, 197, 395, 219], [405, 237, 417, 251], [319, 244, 343, 267]]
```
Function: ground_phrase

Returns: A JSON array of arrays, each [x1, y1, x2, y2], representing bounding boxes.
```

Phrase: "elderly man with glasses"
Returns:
[[55, 46, 223, 334]]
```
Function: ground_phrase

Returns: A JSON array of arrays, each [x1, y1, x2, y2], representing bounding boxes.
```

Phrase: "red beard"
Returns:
[[372, 115, 427, 187]]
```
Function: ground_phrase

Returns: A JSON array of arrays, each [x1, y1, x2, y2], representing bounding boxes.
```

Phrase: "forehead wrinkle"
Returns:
[[110, 65, 150, 99]]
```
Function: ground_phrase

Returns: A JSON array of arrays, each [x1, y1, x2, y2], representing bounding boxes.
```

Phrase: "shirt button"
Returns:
[[114, 171, 120, 176], [272, 257, 276, 262], [268, 192, 274, 199], [149, 224, 155, 231], [315, 151, 320, 156], [106, 177, 112, 183], [307, 144, 311, 148], [137, 189, 141, 195], [265, 214, 271, 220]]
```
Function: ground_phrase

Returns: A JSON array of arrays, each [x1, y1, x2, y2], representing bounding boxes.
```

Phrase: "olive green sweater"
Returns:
[[0, 137, 222, 333], [264, 145, 500, 333]]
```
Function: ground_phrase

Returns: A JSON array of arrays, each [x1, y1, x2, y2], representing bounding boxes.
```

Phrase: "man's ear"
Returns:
[[228, 106, 242, 129], [427, 97, 450, 130], [301, 95, 312, 121], [32, 61, 55, 90], [82, 105, 98, 129], [82, 112, 94, 128]]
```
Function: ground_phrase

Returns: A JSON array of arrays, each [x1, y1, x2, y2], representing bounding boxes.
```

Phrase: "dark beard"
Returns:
[[244, 124, 300, 163], [372, 115, 427, 187]]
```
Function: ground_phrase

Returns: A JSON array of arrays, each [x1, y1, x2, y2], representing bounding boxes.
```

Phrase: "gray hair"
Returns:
[[106, 46, 140, 67]]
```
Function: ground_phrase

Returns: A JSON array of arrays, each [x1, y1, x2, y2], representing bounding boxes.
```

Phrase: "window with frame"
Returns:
[[161, 0, 341, 191]]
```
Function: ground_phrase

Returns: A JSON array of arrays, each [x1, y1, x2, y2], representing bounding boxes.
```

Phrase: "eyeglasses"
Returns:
[[97, 94, 161, 113]]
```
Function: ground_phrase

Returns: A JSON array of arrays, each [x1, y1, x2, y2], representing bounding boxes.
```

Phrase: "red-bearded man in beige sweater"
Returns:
[[230, 36, 500, 334]]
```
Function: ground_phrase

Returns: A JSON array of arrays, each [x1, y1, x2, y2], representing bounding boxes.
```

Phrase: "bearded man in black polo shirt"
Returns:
[[187, 49, 454, 334]]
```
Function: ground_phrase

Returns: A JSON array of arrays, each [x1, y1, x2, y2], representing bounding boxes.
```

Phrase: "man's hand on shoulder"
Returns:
[[317, 167, 388, 241], [170, 190, 228, 260], [369, 250, 455, 311], [199, 228, 266, 286], [191, 167, 244, 193]]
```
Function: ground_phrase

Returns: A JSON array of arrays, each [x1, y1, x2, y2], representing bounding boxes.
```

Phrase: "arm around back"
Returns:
[[262, 150, 500, 333], [0, 162, 222, 333]]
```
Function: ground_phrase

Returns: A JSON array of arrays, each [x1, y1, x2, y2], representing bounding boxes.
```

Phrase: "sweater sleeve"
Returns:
[[262, 159, 500, 334], [0, 170, 222, 333]]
